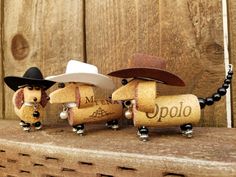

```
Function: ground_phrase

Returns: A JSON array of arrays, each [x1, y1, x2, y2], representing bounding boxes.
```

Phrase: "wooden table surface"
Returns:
[[0, 120, 236, 177]]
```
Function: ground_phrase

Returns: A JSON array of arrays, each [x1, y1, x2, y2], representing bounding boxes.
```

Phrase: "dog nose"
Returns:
[[33, 97, 37, 102], [46, 96, 50, 101]]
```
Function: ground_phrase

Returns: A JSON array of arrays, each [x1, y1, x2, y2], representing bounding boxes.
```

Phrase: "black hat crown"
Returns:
[[23, 67, 44, 80], [4, 67, 55, 91]]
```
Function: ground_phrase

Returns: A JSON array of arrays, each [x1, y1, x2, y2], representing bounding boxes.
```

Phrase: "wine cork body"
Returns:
[[17, 105, 45, 124], [133, 94, 201, 127], [68, 100, 123, 126]]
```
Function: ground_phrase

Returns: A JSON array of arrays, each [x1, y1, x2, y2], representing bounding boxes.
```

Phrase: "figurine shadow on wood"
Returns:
[[46, 60, 123, 135], [4, 67, 55, 131], [108, 53, 233, 141]]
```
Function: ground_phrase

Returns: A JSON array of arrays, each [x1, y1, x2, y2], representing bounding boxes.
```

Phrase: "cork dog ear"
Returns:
[[40, 89, 49, 108], [135, 80, 157, 113], [75, 86, 80, 107], [13, 88, 24, 109]]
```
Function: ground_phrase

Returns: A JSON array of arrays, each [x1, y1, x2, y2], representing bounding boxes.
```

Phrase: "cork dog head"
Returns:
[[4, 67, 55, 110], [46, 60, 115, 108], [13, 86, 49, 110], [112, 79, 157, 113], [49, 83, 95, 108], [108, 53, 185, 113]]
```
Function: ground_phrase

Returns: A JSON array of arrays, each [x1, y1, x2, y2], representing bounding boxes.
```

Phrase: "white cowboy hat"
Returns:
[[46, 60, 115, 89]]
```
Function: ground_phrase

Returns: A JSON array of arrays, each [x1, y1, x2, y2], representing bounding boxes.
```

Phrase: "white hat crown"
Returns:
[[46, 59, 114, 89], [66, 60, 98, 74]]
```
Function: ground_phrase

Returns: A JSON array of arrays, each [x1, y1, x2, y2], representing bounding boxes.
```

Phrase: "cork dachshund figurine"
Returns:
[[4, 67, 55, 131], [46, 60, 123, 135], [108, 53, 233, 141]]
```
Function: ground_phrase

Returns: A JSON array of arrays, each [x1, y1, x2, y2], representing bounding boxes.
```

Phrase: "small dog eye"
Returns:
[[35, 86, 40, 90], [27, 86, 33, 90], [124, 100, 131, 107], [58, 83, 65, 88], [121, 79, 128, 85]]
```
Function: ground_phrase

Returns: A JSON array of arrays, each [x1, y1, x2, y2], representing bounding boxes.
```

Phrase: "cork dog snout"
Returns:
[[23, 86, 42, 103], [112, 79, 157, 113]]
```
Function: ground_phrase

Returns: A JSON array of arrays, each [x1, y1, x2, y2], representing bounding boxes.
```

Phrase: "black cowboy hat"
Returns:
[[4, 67, 55, 91], [108, 53, 185, 86]]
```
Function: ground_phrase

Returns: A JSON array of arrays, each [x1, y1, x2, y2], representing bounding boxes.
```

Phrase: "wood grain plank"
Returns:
[[3, 0, 84, 124], [228, 0, 236, 127], [86, 0, 160, 98], [86, 0, 226, 126], [159, 0, 226, 127], [85, 0, 161, 126], [0, 120, 236, 177], [0, 0, 3, 119]]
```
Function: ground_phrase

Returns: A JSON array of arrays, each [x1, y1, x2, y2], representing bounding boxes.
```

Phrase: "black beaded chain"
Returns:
[[198, 64, 233, 109], [33, 97, 40, 118]]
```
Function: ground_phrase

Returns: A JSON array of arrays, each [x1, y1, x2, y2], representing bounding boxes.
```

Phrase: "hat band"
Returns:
[[137, 77, 164, 84]]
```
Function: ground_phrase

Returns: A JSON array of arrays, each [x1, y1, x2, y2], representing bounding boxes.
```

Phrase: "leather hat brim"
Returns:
[[4, 76, 55, 91], [108, 67, 185, 86]]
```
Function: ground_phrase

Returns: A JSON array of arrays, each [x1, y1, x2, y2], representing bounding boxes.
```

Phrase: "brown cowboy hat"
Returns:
[[108, 53, 185, 86]]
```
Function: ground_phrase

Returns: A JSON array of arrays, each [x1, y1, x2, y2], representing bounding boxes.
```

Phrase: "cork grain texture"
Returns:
[[133, 94, 201, 127], [67, 99, 123, 126], [0, 120, 236, 177]]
